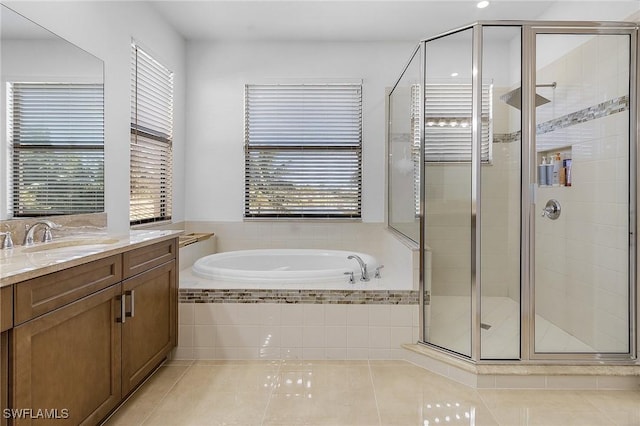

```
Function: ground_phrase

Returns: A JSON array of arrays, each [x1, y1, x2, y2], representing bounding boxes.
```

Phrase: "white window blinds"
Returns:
[[130, 44, 173, 225], [244, 84, 362, 218], [410, 84, 422, 217], [8, 82, 104, 217], [410, 83, 493, 215], [422, 83, 493, 163]]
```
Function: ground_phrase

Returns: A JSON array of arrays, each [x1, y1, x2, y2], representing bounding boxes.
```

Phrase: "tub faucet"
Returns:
[[23, 220, 60, 246], [347, 254, 370, 282]]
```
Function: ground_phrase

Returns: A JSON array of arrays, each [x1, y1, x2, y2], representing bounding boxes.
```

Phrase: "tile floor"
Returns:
[[103, 359, 640, 426]]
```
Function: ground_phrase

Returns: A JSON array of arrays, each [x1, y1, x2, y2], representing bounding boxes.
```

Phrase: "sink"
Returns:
[[21, 238, 120, 253]]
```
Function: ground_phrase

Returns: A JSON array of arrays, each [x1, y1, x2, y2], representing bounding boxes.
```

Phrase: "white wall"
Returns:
[[2, 1, 186, 232], [1, 39, 103, 82], [185, 40, 414, 222]]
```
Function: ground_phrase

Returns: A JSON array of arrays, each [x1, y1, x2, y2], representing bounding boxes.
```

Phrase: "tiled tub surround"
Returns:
[[175, 299, 420, 361], [173, 223, 422, 360]]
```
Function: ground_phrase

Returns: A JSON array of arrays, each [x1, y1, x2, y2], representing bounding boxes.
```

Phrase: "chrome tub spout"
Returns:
[[347, 254, 370, 282]]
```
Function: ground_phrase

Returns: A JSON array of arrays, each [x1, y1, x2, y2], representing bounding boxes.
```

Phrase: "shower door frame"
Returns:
[[523, 23, 639, 362], [415, 20, 639, 364]]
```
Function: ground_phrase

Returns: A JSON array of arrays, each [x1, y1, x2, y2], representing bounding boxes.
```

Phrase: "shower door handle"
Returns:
[[541, 199, 561, 220]]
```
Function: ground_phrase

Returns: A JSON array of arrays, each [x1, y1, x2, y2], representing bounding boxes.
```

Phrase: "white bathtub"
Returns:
[[185, 249, 384, 289], [192, 249, 379, 284]]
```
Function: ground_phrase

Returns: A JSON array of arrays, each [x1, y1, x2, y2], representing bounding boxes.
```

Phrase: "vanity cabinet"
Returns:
[[2, 237, 177, 425]]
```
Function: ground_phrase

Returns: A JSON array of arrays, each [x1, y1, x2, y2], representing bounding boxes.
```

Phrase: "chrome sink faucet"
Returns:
[[23, 220, 60, 246], [347, 254, 370, 282], [0, 232, 13, 249]]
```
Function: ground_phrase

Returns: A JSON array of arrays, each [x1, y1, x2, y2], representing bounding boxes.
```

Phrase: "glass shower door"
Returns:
[[480, 26, 522, 360], [423, 28, 473, 357], [532, 31, 632, 356]]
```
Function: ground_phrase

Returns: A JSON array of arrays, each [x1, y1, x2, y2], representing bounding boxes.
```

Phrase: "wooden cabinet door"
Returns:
[[1, 332, 8, 426], [121, 260, 176, 396], [12, 284, 122, 426]]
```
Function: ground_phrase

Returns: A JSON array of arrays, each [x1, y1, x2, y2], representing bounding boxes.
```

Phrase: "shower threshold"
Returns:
[[402, 343, 640, 390]]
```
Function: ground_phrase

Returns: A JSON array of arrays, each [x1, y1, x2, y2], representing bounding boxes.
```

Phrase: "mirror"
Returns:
[[0, 5, 104, 219]]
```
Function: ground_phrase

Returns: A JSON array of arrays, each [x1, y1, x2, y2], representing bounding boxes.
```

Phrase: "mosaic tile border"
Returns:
[[179, 288, 419, 305], [493, 95, 629, 144], [537, 95, 628, 136], [493, 132, 521, 144]]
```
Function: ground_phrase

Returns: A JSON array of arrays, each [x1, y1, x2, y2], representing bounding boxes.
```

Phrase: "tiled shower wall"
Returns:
[[534, 34, 630, 351]]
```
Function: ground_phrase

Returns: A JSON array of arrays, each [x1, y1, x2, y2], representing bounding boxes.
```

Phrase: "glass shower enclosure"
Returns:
[[387, 21, 638, 362]]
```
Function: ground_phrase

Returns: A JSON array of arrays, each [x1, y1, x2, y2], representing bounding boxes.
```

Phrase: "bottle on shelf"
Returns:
[[564, 158, 572, 187], [538, 156, 548, 186], [552, 152, 562, 186]]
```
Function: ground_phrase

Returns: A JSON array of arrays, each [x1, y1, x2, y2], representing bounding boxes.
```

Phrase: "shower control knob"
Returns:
[[541, 199, 561, 220]]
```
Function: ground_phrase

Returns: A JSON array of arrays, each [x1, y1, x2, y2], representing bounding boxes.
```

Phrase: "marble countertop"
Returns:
[[0, 229, 183, 287]]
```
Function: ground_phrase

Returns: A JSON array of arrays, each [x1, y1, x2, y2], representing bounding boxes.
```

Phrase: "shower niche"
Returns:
[[536, 148, 572, 187], [387, 21, 638, 364]]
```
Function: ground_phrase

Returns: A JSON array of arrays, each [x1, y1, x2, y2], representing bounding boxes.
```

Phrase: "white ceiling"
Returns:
[[150, 0, 562, 42]]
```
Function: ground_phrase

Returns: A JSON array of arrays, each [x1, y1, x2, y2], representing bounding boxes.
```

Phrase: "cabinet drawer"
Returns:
[[14, 255, 122, 325], [123, 239, 176, 279]]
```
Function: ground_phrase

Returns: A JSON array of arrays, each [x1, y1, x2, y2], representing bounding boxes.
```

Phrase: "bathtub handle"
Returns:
[[343, 271, 355, 284], [374, 265, 384, 279]]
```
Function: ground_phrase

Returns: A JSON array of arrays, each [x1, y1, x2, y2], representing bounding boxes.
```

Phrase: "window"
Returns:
[[422, 83, 493, 163], [244, 84, 362, 218], [411, 83, 493, 215], [130, 43, 173, 225], [8, 82, 104, 217]]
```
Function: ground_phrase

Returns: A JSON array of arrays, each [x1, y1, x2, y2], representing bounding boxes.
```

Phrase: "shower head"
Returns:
[[500, 82, 556, 110]]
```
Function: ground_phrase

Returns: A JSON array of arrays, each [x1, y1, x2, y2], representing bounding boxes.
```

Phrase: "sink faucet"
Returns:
[[23, 220, 60, 246], [347, 254, 370, 282], [0, 232, 13, 249]]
